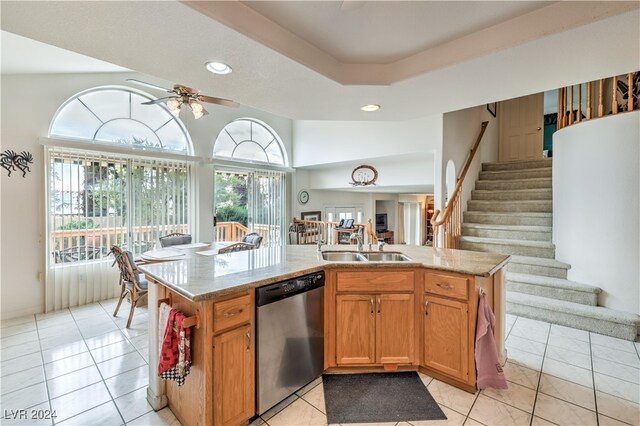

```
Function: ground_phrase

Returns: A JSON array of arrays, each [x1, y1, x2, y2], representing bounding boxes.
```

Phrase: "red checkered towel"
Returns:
[[158, 308, 191, 386]]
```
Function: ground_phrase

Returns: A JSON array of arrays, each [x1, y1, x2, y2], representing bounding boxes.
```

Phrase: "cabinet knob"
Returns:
[[436, 283, 454, 290], [370, 298, 374, 315], [424, 299, 429, 315], [377, 296, 381, 314], [223, 308, 244, 318], [246, 330, 251, 351]]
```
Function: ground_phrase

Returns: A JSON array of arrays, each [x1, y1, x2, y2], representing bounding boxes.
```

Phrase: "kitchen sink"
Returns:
[[362, 252, 412, 262], [321, 251, 367, 262]]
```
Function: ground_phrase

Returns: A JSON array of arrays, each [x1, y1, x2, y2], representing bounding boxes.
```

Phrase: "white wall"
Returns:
[[553, 111, 639, 314], [439, 105, 499, 213], [0, 72, 292, 319], [292, 115, 443, 167]]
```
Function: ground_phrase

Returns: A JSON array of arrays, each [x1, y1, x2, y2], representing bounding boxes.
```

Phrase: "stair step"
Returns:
[[463, 212, 552, 227], [506, 272, 601, 306], [483, 159, 553, 172], [476, 178, 552, 191], [471, 188, 552, 201], [468, 200, 552, 213], [461, 223, 551, 242], [460, 236, 555, 258], [479, 168, 551, 181], [506, 292, 640, 341], [506, 255, 571, 279]]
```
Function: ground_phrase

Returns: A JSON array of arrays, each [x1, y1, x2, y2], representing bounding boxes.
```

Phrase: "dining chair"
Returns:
[[159, 232, 192, 248], [241, 232, 263, 248], [218, 242, 256, 254], [111, 245, 149, 328]]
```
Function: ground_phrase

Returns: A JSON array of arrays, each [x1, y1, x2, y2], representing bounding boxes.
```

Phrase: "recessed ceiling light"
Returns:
[[361, 104, 380, 112], [205, 61, 232, 75]]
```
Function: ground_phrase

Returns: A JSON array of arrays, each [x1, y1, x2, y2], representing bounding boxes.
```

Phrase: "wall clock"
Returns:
[[298, 190, 310, 204], [350, 164, 378, 186]]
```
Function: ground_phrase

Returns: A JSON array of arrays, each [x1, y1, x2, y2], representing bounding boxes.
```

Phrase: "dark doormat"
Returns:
[[322, 372, 447, 424]]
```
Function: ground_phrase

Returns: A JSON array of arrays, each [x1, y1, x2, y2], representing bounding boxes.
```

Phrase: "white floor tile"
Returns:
[[427, 379, 478, 415], [506, 347, 544, 371], [0, 322, 37, 338], [544, 344, 592, 370], [482, 381, 536, 413], [596, 391, 640, 425], [0, 352, 43, 377], [295, 377, 323, 397], [84, 330, 127, 350], [90, 340, 136, 363], [36, 315, 76, 330], [128, 407, 180, 425], [0, 366, 46, 396], [260, 393, 298, 421], [538, 374, 595, 411], [598, 414, 632, 426], [542, 358, 593, 388], [299, 382, 325, 413], [46, 365, 102, 399], [594, 372, 640, 403], [533, 393, 597, 426], [592, 356, 640, 385], [127, 333, 150, 350], [0, 382, 49, 411], [592, 344, 640, 368], [546, 333, 591, 355], [530, 416, 558, 425], [468, 394, 530, 425], [0, 340, 42, 362], [408, 405, 467, 425], [502, 361, 540, 390], [50, 381, 111, 423], [590, 333, 638, 354], [1, 331, 39, 349], [1, 315, 36, 329], [113, 387, 153, 423], [40, 340, 88, 364], [509, 322, 549, 344], [36, 309, 71, 321], [418, 371, 433, 387], [39, 332, 84, 351], [104, 364, 148, 398], [506, 335, 546, 357], [57, 401, 124, 425], [267, 398, 327, 426], [514, 317, 550, 331], [549, 324, 590, 343], [96, 351, 146, 379], [44, 351, 94, 380]]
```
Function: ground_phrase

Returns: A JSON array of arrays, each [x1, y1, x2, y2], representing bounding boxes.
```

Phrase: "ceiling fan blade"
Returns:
[[127, 79, 173, 93], [199, 95, 240, 108], [140, 96, 177, 105]]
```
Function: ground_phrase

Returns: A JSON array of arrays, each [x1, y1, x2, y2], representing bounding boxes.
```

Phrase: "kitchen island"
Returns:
[[140, 245, 509, 426]]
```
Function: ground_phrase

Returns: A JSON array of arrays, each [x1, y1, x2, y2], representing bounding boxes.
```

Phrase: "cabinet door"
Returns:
[[213, 325, 254, 426], [423, 295, 469, 381], [336, 294, 375, 365], [376, 293, 414, 364]]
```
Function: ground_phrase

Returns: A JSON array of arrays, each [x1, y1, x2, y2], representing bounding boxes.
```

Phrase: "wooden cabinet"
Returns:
[[213, 324, 254, 426], [332, 271, 416, 366], [423, 295, 469, 381]]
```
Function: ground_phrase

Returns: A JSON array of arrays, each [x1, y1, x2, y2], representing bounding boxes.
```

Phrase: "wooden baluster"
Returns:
[[612, 76, 618, 114], [562, 87, 567, 127], [587, 81, 592, 120], [628, 73, 634, 111], [569, 85, 574, 125], [598, 79, 604, 117], [577, 83, 582, 123], [557, 89, 562, 129]]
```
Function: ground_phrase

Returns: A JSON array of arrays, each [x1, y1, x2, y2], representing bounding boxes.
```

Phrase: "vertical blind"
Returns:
[[248, 170, 286, 247], [46, 147, 191, 312]]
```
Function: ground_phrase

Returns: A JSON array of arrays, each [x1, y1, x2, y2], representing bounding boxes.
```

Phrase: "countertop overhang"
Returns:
[[139, 245, 510, 302]]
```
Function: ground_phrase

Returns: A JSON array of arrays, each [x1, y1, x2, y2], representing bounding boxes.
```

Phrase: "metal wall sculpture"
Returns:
[[1, 150, 34, 177]]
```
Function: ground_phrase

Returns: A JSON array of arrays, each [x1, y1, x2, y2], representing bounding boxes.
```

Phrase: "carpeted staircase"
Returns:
[[460, 158, 640, 341]]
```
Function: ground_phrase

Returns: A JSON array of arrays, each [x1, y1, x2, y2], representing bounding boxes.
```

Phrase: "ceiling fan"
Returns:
[[127, 78, 239, 119]]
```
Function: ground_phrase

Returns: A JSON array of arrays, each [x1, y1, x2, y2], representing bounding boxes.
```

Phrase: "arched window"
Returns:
[[49, 86, 192, 154], [213, 118, 287, 166]]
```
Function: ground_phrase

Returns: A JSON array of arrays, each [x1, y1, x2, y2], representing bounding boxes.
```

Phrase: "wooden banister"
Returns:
[[431, 121, 489, 248]]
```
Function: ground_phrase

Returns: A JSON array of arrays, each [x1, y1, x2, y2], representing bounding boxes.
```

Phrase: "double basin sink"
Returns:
[[321, 251, 412, 262]]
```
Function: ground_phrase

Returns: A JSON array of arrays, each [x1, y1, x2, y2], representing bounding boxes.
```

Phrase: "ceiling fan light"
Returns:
[[166, 98, 181, 112], [192, 109, 205, 120], [189, 100, 204, 114], [205, 61, 232, 75]]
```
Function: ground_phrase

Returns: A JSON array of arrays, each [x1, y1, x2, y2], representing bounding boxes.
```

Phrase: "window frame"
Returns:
[[213, 117, 288, 167]]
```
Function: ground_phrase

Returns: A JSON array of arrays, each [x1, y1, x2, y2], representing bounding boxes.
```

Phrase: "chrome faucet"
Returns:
[[317, 239, 325, 252], [350, 232, 364, 252]]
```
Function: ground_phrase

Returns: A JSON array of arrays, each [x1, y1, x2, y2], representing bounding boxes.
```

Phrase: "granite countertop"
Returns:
[[139, 245, 510, 302]]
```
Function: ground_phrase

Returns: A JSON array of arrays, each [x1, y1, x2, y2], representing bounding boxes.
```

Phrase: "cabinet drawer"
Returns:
[[213, 294, 251, 333], [337, 271, 414, 293], [425, 272, 468, 300]]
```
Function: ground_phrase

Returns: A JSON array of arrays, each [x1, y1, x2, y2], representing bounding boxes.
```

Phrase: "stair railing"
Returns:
[[557, 71, 638, 129], [431, 121, 489, 249]]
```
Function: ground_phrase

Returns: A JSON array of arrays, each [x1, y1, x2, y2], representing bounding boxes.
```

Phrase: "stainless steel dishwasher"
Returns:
[[255, 271, 324, 415]]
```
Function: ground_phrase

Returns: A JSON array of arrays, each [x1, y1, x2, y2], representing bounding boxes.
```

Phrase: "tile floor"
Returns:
[[1, 302, 639, 426]]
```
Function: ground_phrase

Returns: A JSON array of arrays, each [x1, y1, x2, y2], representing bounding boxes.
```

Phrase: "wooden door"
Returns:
[[213, 325, 254, 426], [336, 294, 375, 365], [423, 295, 469, 381], [376, 293, 415, 364], [499, 93, 543, 161]]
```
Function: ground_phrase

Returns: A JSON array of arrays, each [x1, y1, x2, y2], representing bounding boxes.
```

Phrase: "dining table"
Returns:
[[140, 241, 234, 262]]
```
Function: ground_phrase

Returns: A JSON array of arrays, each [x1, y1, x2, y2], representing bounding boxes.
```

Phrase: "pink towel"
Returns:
[[475, 291, 508, 389]]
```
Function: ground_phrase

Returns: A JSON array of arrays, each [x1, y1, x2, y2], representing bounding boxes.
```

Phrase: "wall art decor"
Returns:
[[1, 150, 34, 177], [350, 164, 378, 186]]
